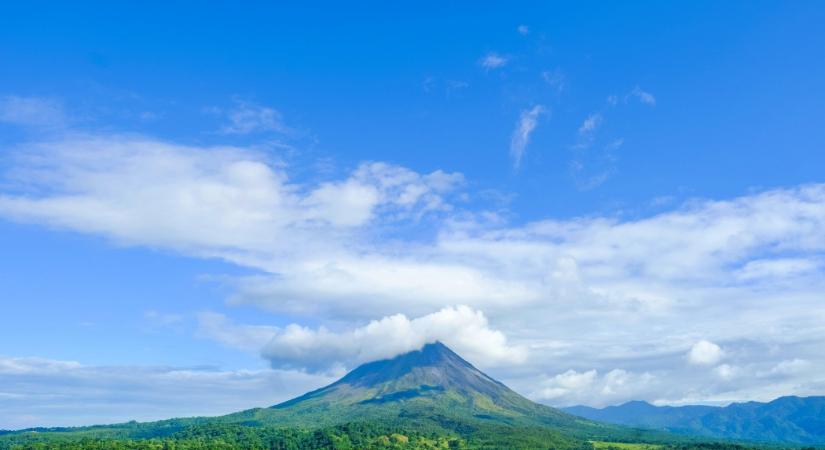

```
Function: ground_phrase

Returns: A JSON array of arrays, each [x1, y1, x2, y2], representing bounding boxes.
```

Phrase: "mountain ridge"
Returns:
[[564, 395, 825, 444]]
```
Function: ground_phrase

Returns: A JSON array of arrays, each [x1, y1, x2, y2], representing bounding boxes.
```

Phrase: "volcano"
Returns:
[[262, 341, 574, 424], [219, 341, 628, 445], [1, 342, 648, 449]]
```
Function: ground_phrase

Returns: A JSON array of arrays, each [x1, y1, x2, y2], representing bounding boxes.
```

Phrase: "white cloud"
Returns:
[[207, 305, 528, 372], [479, 52, 508, 70], [542, 69, 565, 93], [736, 257, 821, 281], [628, 86, 656, 106], [510, 105, 546, 169], [578, 113, 602, 135], [688, 340, 724, 366], [0, 356, 82, 375], [714, 364, 739, 380], [212, 99, 290, 135], [541, 369, 597, 397], [3, 133, 825, 408], [531, 369, 657, 407], [763, 359, 811, 377], [0, 136, 462, 260], [517, 25, 530, 35], [0, 95, 65, 128], [0, 355, 331, 429]]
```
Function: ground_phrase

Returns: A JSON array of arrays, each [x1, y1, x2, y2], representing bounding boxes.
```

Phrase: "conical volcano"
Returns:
[[275, 342, 522, 410], [232, 341, 603, 438], [329, 341, 503, 394]]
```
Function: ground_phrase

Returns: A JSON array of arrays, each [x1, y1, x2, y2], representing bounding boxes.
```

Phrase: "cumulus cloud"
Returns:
[[510, 105, 546, 169], [0, 355, 332, 429], [0, 95, 65, 128], [531, 369, 657, 407], [199, 306, 526, 373], [479, 52, 508, 70], [0, 136, 462, 262], [534, 369, 597, 400], [688, 340, 724, 366]]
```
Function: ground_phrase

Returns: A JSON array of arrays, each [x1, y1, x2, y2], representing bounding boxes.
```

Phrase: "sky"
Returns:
[[1, 1, 825, 429]]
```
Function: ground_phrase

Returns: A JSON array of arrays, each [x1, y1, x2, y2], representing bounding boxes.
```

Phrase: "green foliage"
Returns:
[[1, 422, 465, 450], [1, 422, 793, 450]]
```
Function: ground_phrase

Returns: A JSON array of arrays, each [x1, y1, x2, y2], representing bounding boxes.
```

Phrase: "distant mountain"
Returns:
[[564, 396, 825, 444]]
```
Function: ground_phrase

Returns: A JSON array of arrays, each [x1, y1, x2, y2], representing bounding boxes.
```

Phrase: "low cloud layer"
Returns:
[[0, 355, 332, 429], [1, 134, 825, 410]]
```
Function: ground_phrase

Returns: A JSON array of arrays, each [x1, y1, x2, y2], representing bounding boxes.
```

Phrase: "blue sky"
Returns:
[[2, 1, 825, 429]]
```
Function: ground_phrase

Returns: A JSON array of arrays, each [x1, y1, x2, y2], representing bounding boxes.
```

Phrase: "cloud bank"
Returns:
[[1, 134, 825, 409], [0, 355, 332, 429]]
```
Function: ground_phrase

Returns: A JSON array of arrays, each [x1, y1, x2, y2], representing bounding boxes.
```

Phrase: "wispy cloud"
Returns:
[[143, 310, 185, 332], [570, 138, 622, 190], [570, 83, 653, 189], [196, 312, 278, 353], [479, 52, 508, 70], [517, 25, 530, 35], [541, 69, 566, 93], [422, 77, 469, 97], [209, 99, 290, 135], [510, 105, 546, 169], [578, 113, 602, 135], [0, 96, 66, 128], [0, 355, 332, 429], [627, 86, 656, 106]]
